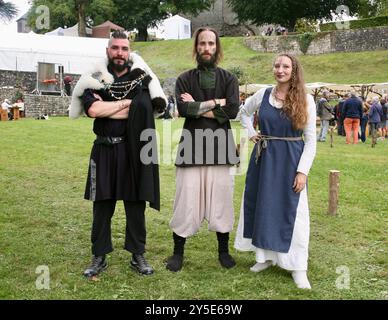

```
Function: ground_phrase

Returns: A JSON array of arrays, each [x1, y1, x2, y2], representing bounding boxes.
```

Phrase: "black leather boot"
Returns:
[[130, 254, 154, 275], [166, 232, 186, 272], [217, 232, 236, 269], [83, 255, 107, 277]]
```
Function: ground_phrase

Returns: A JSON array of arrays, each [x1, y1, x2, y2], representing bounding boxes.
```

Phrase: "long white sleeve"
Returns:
[[240, 88, 266, 138], [297, 94, 317, 176]]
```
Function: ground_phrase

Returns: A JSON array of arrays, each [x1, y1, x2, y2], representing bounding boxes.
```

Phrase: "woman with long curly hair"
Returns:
[[234, 54, 317, 289]]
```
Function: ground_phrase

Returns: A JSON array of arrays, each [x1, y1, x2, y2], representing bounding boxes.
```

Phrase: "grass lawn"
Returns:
[[131, 38, 388, 84], [0, 117, 387, 300]]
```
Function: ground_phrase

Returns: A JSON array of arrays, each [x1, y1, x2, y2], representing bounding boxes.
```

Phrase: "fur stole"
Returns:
[[69, 52, 167, 119]]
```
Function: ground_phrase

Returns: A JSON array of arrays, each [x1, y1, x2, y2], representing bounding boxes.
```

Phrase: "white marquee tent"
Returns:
[[0, 31, 107, 74], [163, 15, 191, 40], [45, 27, 65, 36]]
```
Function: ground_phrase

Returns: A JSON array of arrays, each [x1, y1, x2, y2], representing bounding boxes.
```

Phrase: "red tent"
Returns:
[[92, 21, 125, 38]]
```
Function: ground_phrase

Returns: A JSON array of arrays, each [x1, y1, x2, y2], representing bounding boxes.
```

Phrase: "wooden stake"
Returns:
[[328, 170, 340, 215]]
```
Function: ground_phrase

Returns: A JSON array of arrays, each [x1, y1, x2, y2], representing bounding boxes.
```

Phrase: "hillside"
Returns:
[[132, 37, 388, 84]]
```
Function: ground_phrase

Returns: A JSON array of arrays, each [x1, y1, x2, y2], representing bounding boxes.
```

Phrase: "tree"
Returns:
[[227, 0, 360, 32], [357, 0, 380, 17], [28, 0, 116, 35], [113, 0, 214, 41], [76, 0, 90, 37], [28, 0, 212, 40], [0, 0, 18, 21]]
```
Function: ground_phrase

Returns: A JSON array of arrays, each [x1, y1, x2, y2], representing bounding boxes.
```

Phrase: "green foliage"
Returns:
[[87, 0, 117, 26], [28, 0, 117, 33], [259, 36, 268, 51], [228, 66, 246, 85], [320, 15, 388, 31], [12, 90, 24, 103], [278, 36, 294, 52], [297, 32, 316, 54], [0, 0, 18, 21], [227, 0, 359, 31], [0, 118, 387, 299], [113, 0, 214, 41], [295, 18, 319, 33], [357, 0, 388, 17]]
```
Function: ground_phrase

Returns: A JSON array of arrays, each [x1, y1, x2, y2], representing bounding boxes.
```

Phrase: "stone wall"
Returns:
[[0, 70, 36, 92], [244, 26, 388, 55], [24, 94, 71, 118], [162, 77, 177, 99], [0, 70, 80, 94], [0, 88, 20, 105]]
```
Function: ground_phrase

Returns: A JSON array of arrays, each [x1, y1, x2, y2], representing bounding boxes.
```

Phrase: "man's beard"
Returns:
[[108, 56, 129, 72], [196, 53, 216, 68]]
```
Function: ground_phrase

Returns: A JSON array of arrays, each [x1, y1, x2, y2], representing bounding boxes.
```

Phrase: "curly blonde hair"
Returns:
[[275, 54, 308, 130]]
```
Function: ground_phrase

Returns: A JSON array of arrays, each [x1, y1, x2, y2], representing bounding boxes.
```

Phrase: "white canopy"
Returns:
[[62, 23, 92, 37], [240, 82, 388, 96], [0, 31, 107, 74], [45, 27, 64, 36], [163, 15, 191, 40]]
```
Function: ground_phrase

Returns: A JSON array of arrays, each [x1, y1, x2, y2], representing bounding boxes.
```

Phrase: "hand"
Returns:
[[121, 99, 132, 109], [181, 93, 194, 102], [93, 93, 103, 101], [249, 134, 261, 143], [293, 172, 307, 193], [202, 110, 214, 118]]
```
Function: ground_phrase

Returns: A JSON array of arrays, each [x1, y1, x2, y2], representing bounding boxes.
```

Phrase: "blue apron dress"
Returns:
[[243, 88, 304, 253]]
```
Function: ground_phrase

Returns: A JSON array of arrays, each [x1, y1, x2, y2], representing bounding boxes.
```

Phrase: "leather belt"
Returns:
[[94, 135, 126, 146]]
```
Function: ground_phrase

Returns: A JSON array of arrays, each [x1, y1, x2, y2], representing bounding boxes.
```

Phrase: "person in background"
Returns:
[[1, 99, 13, 120], [335, 94, 347, 136], [368, 96, 383, 142], [316, 90, 333, 142], [64, 75, 73, 96], [13, 98, 25, 118], [342, 91, 363, 144], [379, 96, 387, 140], [359, 97, 369, 143]]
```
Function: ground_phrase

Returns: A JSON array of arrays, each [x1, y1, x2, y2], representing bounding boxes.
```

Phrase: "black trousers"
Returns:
[[91, 200, 146, 256]]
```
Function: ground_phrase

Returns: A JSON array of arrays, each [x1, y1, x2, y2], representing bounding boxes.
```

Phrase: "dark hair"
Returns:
[[192, 27, 223, 65], [111, 30, 128, 40]]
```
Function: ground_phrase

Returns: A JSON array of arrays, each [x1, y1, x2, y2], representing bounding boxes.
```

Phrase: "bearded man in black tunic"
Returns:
[[166, 27, 240, 272], [69, 30, 166, 277]]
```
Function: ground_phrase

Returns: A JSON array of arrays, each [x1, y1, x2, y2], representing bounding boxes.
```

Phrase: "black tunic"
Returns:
[[82, 65, 161, 210], [175, 67, 240, 167]]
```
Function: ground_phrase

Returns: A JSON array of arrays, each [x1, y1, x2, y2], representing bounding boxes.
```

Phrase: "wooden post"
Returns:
[[328, 170, 340, 215]]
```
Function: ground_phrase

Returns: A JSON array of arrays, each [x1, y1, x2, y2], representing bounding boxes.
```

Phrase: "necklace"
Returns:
[[273, 86, 286, 102], [105, 73, 146, 100]]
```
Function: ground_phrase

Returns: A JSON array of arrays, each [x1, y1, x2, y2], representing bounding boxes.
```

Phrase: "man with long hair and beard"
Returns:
[[166, 27, 240, 272], [69, 30, 166, 278], [234, 54, 317, 289]]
